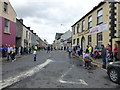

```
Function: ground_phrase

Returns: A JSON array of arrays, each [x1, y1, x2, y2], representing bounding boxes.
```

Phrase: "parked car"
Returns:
[[107, 61, 120, 84]]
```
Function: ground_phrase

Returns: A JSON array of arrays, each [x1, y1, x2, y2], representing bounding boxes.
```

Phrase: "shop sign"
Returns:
[[90, 22, 109, 34]]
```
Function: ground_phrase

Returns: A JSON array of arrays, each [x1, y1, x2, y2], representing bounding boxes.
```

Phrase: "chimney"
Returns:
[[27, 27, 30, 30], [31, 30, 33, 33], [19, 19, 23, 23]]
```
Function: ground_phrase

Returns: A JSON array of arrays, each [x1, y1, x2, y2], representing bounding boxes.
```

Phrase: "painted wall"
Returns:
[[0, 17, 2, 46], [0, 0, 16, 23], [2, 17, 16, 46], [72, 2, 110, 50]]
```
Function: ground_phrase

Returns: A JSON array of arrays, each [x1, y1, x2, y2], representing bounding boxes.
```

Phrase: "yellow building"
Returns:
[[72, 2, 120, 58]]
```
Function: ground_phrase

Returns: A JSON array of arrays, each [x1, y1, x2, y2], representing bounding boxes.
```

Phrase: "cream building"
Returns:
[[72, 2, 120, 58]]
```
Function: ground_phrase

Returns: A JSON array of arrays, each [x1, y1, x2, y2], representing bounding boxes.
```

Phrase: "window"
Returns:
[[77, 38, 79, 45], [73, 39, 76, 44], [4, 2, 8, 12], [73, 26, 75, 35], [97, 33, 102, 48], [82, 20, 85, 31], [4, 19, 10, 33], [26, 31, 28, 39], [88, 16, 92, 29], [97, 9, 103, 24], [77, 24, 79, 33], [29, 33, 31, 39], [88, 35, 92, 45]]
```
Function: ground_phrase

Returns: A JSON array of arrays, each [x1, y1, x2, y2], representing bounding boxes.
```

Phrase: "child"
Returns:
[[84, 52, 92, 69], [33, 50, 37, 61]]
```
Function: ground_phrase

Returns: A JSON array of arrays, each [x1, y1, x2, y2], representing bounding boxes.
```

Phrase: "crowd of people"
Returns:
[[67, 44, 119, 69], [0, 44, 39, 62]]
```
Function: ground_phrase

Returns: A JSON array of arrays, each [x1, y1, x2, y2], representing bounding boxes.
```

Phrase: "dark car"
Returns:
[[107, 61, 120, 84]]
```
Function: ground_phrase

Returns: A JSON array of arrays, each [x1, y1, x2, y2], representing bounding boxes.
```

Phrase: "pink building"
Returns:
[[0, 0, 17, 46]]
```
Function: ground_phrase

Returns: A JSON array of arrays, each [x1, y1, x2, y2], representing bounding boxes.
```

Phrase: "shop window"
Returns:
[[4, 19, 10, 33], [97, 33, 102, 48], [97, 9, 103, 25], [82, 20, 85, 32], [4, 2, 8, 12], [88, 16, 92, 29], [88, 35, 92, 45], [77, 24, 80, 33]]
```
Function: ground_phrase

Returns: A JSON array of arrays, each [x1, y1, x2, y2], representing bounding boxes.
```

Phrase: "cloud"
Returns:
[[9, 0, 102, 44]]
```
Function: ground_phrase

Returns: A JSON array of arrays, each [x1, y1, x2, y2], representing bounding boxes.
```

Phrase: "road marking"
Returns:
[[0, 59, 54, 89], [58, 65, 88, 86]]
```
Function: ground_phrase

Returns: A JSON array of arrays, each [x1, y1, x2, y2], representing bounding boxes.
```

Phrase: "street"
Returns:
[[1, 50, 120, 89]]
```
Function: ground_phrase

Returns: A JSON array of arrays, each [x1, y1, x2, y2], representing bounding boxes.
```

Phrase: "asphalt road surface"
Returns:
[[1, 50, 120, 89]]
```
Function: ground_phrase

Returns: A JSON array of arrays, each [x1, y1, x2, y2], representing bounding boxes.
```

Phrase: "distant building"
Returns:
[[53, 33, 63, 50], [0, 0, 17, 46]]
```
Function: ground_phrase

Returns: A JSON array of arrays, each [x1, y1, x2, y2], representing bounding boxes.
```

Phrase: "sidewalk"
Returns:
[[0, 53, 33, 62]]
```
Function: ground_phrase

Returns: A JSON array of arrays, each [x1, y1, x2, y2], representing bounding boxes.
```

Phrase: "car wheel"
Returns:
[[109, 69, 119, 84]]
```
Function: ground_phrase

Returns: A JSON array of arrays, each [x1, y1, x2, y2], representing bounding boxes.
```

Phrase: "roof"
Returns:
[[71, 2, 105, 27]]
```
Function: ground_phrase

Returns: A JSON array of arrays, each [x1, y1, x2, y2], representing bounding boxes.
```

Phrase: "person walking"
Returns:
[[33, 50, 37, 61], [11, 45, 16, 62], [113, 44, 119, 61], [7, 45, 12, 61], [68, 46, 72, 58], [101, 44, 107, 69]]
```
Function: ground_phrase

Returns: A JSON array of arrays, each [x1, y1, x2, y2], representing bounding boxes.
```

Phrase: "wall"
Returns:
[[0, 17, 2, 46], [2, 17, 16, 46], [0, 0, 16, 23]]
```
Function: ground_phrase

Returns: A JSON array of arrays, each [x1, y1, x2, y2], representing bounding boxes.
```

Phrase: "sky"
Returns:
[[9, 0, 103, 44]]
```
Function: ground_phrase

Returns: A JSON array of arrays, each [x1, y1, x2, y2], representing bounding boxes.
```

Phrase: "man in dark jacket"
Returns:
[[101, 44, 107, 69]]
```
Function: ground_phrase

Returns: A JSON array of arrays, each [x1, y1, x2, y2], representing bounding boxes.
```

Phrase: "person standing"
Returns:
[[33, 50, 37, 61], [68, 46, 72, 58], [88, 45, 93, 57], [114, 44, 119, 61], [11, 45, 16, 62], [7, 45, 12, 61], [18, 46, 21, 56], [101, 44, 107, 69]]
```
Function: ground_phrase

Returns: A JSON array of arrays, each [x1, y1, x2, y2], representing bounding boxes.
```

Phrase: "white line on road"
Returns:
[[58, 65, 88, 86], [0, 59, 54, 89]]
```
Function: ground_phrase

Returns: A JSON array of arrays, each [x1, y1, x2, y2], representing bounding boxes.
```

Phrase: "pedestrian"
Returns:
[[101, 44, 107, 69], [33, 50, 37, 61], [2, 44, 7, 57], [7, 45, 12, 61], [47, 46, 50, 53], [77, 46, 81, 56], [11, 45, 16, 62], [85, 45, 89, 53], [83, 52, 92, 69], [113, 44, 119, 61], [88, 45, 93, 57], [18, 46, 21, 56], [68, 46, 72, 58]]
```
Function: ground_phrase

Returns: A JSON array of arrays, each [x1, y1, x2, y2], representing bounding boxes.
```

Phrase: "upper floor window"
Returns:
[[4, 2, 8, 12], [26, 31, 28, 39], [97, 9, 103, 25], [4, 19, 10, 33], [82, 20, 85, 32], [77, 24, 79, 33], [73, 26, 75, 35], [88, 16, 92, 29]]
